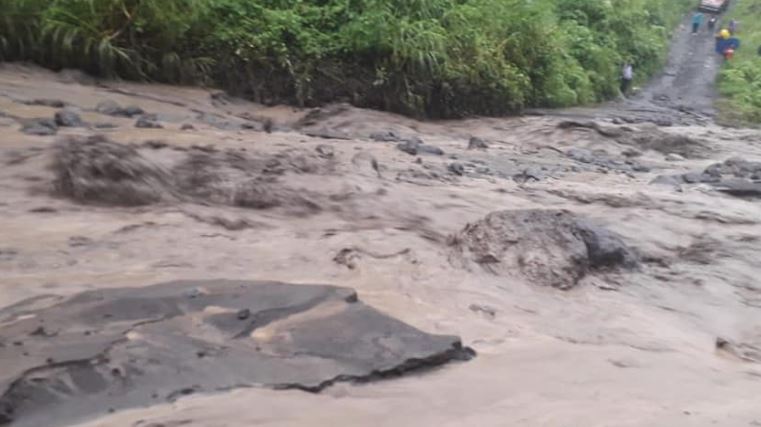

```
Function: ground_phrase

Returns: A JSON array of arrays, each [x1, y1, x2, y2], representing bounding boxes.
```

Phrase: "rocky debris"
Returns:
[[653, 118, 673, 127], [618, 128, 707, 158], [652, 158, 761, 197], [557, 120, 624, 138], [715, 337, 761, 363], [397, 139, 444, 156], [449, 209, 637, 289], [448, 162, 465, 176], [559, 121, 708, 158], [467, 137, 489, 150], [513, 167, 545, 183], [0, 280, 472, 427], [94, 123, 118, 129], [665, 153, 685, 162], [20, 118, 58, 136], [566, 147, 596, 164], [334, 248, 361, 269], [21, 99, 66, 108], [333, 247, 412, 270], [51, 135, 173, 206], [54, 109, 84, 127], [180, 123, 196, 131], [135, 114, 163, 129], [294, 104, 350, 128], [622, 148, 643, 158], [370, 130, 402, 142], [468, 304, 497, 318], [141, 140, 167, 150], [351, 152, 381, 178], [704, 157, 761, 180], [315, 144, 335, 159], [419, 144, 444, 155], [95, 100, 144, 118], [231, 179, 284, 209], [165, 146, 330, 213], [712, 180, 761, 198], [565, 147, 648, 173], [683, 172, 719, 184], [650, 174, 686, 187], [0, 249, 18, 261], [397, 140, 420, 155], [304, 128, 351, 140]]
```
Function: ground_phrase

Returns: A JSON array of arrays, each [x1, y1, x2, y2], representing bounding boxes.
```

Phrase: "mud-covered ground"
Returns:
[[2, 15, 761, 427]]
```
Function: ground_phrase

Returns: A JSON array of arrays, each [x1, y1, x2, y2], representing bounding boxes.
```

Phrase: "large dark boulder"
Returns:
[[450, 209, 638, 289], [0, 280, 472, 427]]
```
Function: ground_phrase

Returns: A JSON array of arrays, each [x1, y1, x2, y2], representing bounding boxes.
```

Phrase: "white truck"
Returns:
[[698, 0, 730, 13]]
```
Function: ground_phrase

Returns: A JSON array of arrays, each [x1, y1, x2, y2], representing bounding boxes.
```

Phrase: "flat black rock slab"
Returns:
[[0, 280, 472, 426]]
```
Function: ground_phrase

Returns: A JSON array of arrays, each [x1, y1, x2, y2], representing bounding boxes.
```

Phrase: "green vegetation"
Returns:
[[717, 1, 761, 124], [0, 0, 692, 117]]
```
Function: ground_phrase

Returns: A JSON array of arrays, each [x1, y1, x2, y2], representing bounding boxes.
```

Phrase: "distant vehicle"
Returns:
[[698, 0, 730, 13]]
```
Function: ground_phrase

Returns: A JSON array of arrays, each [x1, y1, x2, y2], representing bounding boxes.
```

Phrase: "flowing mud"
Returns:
[[1, 13, 761, 427]]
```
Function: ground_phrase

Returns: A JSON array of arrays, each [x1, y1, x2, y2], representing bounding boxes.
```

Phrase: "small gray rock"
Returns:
[[370, 130, 401, 142], [680, 172, 718, 184], [135, 114, 163, 129], [401, 135, 424, 145], [468, 304, 496, 318], [654, 118, 673, 127], [712, 179, 761, 198], [566, 147, 595, 164], [121, 106, 145, 117], [576, 221, 638, 269], [622, 148, 643, 158], [23, 99, 66, 108], [418, 144, 444, 156], [448, 162, 465, 176], [468, 136, 489, 150], [55, 110, 84, 127], [650, 175, 684, 186], [631, 163, 651, 173], [24, 99, 66, 108], [316, 144, 335, 159], [94, 123, 118, 129], [513, 167, 544, 183], [180, 123, 196, 131], [21, 118, 58, 136], [681, 172, 704, 184], [665, 153, 685, 162], [96, 100, 144, 117], [397, 140, 419, 155], [95, 100, 122, 116]]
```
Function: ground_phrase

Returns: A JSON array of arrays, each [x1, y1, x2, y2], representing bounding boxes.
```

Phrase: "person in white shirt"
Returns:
[[621, 63, 633, 96]]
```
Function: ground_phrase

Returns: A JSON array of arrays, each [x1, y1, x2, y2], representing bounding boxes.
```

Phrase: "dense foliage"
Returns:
[[0, 0, 692, 117], [717, 1, 761, 124]]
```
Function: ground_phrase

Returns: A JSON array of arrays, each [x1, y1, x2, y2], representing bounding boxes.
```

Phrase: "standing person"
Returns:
[[621, 63, 633, 96], [708, 16, 717, 31], [692, 11, 704, 34], [729, 19, 737, 35]]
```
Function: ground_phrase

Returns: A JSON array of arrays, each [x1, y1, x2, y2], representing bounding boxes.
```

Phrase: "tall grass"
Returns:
[[0, 0, 694, 118], [717, 0, 761, 124]]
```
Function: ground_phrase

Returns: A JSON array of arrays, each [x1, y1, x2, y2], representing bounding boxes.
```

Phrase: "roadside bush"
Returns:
[[717, 0, 761, 125], [0, 0, 693, 118]]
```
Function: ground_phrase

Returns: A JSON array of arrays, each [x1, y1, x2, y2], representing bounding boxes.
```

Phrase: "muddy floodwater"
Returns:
[[1, 15, 761, 427]]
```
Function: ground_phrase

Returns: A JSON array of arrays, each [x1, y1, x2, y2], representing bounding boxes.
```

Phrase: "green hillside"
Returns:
[[0, 0, 693, 117], [717, 0, 761, 124]]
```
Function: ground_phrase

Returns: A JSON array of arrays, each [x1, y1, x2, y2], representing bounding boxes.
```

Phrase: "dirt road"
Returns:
[[1, 11, 761, 427]]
